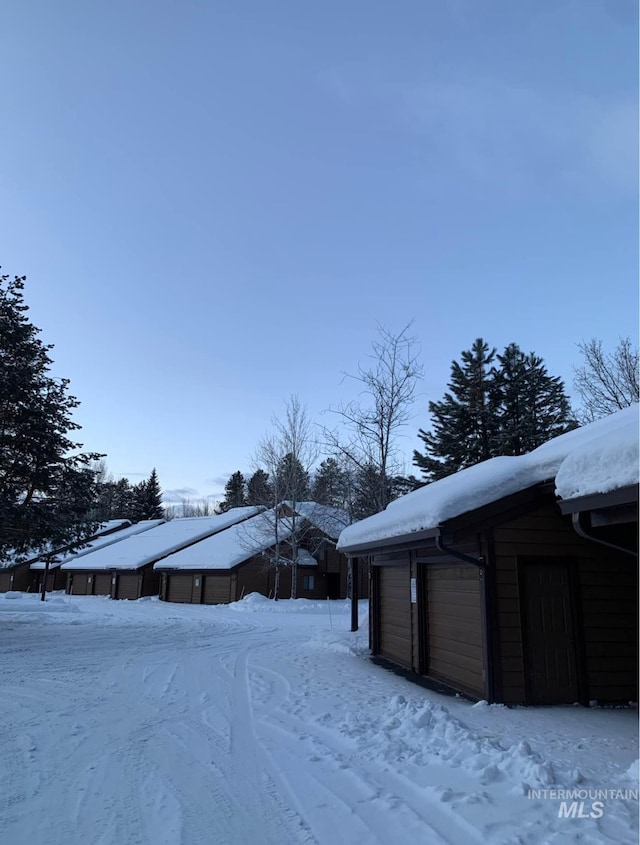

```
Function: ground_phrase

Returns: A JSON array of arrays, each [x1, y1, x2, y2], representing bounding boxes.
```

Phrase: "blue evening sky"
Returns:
[[1, 0, 637, 504]]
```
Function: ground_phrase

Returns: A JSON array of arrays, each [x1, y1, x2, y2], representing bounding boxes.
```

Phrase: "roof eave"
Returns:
[[558, 484, 639, 515]]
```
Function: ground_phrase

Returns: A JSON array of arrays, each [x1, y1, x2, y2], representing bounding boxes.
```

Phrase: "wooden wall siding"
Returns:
[[493, 501, 637, 704], [236, 558, 271, 602], [0, 565, 31, 592], [426, 564, 485, 698], [577, 557, 637, 702], [203, 574, 232, 605], [167, 574, 195, 603], [377, 565, 412, 668], [191, 575, 203, 604], [116, 574, 141, 600], [142, 569, 160, 598]]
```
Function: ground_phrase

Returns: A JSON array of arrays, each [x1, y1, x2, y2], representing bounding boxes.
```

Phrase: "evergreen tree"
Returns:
[[494, 344, 575, 454], [276, 452, 310, 505], [218, 470, 247, 512], [414, 338, 498, 481], [111, 477, 135, 519], [414, 339, 576, 481], [311, 458, 348, 509], [131, 468, 164, 520], [0, 272, 102, 560], [246, 469, 273, 507]]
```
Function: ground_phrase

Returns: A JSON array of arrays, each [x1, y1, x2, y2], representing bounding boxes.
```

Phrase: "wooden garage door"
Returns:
[[427, 564, 484, 697], [204, 575, 232, 605], [0, 572, 13, 592], [167, 574, 194, 603], [520, 560, 578, 704], [378, 565, 411, 668], [93, 574, 112, 595], [116, 574, 141, 600], [70, 573, 90, 595]]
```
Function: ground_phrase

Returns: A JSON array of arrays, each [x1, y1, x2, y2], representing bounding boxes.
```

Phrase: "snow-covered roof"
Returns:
[[1, 519, 132, 571], [338, 405, 639, 551], [555, 407, 639, 500], [30, 520, 161, 570], [155, 508, 294, 571], [282, 501, 352, 539], [296, 548, 318, 567], [62, 508, 260, 571]]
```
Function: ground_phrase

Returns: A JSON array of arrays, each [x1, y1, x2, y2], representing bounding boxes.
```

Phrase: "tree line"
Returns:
[[1, 268, 637, 563]]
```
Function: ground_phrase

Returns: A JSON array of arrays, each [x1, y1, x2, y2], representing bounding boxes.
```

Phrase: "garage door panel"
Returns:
[[167, 574, 193, 603], [378, 566, 411, 667]]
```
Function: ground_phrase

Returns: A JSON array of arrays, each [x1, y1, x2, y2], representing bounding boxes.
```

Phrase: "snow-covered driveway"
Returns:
[[0, 593, 637, 845]]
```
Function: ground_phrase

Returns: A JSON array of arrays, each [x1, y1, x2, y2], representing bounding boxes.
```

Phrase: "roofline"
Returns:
[[558, 484, 639, 515], [339, 526, 441, 555], [338, 482, 555, 555]]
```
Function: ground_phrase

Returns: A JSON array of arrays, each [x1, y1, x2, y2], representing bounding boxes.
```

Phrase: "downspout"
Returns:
[[571, 511, 637, 559], [434, 531, 496, 703]]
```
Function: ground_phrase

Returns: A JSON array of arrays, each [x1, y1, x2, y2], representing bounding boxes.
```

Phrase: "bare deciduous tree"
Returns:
[[573, 337, 639, 423], [321, 323, 423, 516], [244, 395, 318, 599]]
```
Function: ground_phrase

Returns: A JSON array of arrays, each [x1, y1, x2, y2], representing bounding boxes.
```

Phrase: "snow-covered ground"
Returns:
[[1, 592, 637, 845]]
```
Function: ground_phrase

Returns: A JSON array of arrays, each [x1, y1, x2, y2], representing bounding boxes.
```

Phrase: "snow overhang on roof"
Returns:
[[337, 405, 639, 554]]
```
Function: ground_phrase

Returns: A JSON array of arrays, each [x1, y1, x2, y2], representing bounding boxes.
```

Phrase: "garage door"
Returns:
[[167, 574, 194, 603], [116, 574, 141, 600], [427, 564, 484, 697], [0, 572, 13, 592], [378, 565, 411, 668], [93, 574, 112, 595], [203, 575, 231, 605], [70, 573, 90, 595]]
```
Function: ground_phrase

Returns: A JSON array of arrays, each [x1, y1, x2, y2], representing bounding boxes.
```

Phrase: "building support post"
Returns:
[[350, 556, 359, 632]]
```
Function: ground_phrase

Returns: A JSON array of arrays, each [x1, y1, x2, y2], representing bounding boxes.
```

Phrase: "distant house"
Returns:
[[338, 406, 638, 706], [62, 509, 259, 600], [0, 520, 133, 594], [30, 519, 143, 593], [157, 502, 367, 604]]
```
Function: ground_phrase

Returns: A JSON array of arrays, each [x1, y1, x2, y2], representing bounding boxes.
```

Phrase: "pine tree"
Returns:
[[494, 344, 575, 454], [276, 452, 310, 505], [111, 478, 135, 519], [218, 471, 247, 512], [311, 458, 348, 509], [414, 338, 498, 481], [0, 272, 103, 560], [246, 469, 273, 507], [414, 339, 576, 482], [132, 468, 164, 520]]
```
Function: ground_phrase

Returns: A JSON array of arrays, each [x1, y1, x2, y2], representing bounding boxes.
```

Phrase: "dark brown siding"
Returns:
[[377, 565, 412, 668], [426, 564, 485, 698], [493, 501, 638, 704], [93, 574, 112, 595], [116, 573, 141, 600], [236, 558, 271, 601], [167, 574, 194, 603], [203, 574, 232, 604], [0, 564, 32, 592]]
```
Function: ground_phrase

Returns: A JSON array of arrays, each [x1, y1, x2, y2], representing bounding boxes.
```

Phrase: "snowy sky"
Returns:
[[1, 0, 637, 504]]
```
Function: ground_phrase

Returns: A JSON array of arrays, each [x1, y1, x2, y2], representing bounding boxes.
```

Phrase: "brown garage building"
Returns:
[[339, 406, 638, 705], [157, 503, 368, 604], [63, 509, 260, 600]]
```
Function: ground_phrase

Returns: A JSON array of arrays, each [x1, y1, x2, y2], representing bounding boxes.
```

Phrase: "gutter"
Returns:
[[571, 511, 637, 559]]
